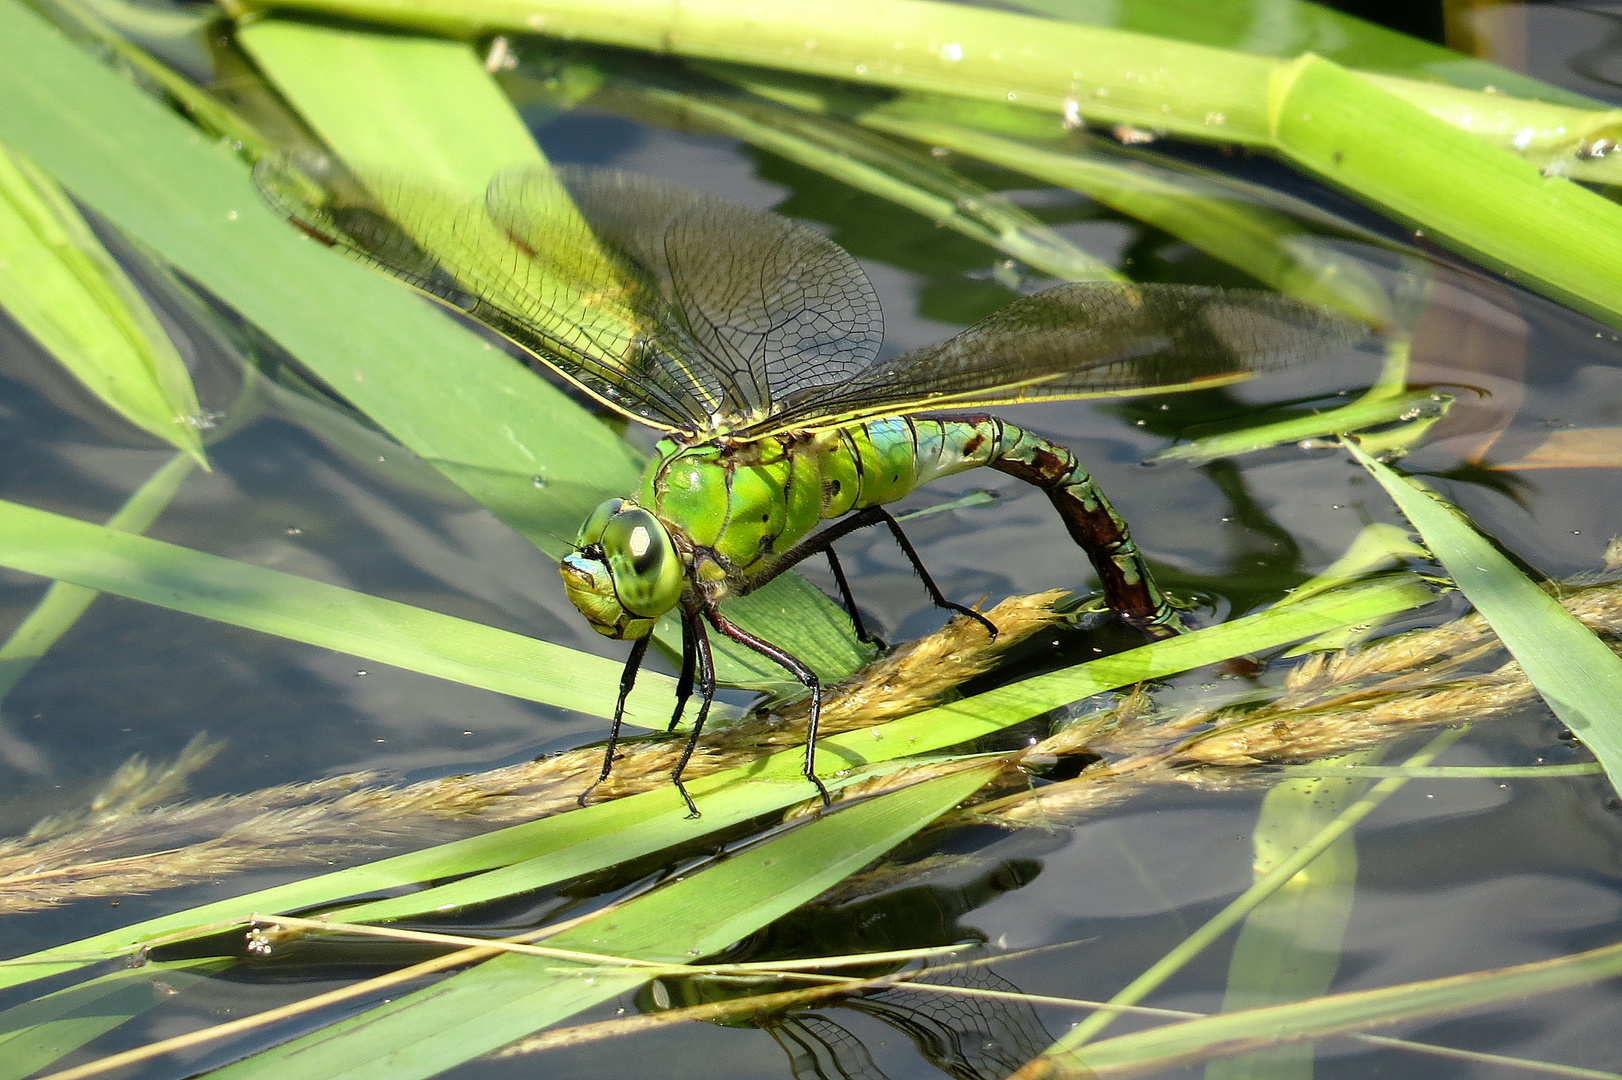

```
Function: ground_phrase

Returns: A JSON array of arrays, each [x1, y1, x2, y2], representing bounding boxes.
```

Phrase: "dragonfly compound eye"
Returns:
[[576, 497, 626, 546], [602, 508, 683, 618]]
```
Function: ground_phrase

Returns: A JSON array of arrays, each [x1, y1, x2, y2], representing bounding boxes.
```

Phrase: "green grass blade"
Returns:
[[0, 959, 227, 1080], [0, 577, 1430, 995], [236, 19, 545, 197], [1053, 728, 1465, 1051], [0, 141, 206, 464], [835, 114, 1394, 327], [1206, 750, 1372, 1080], [0, 495, 684, 724], [1072, 932, 1622, 1077], [1345, 439, 1622, 797], [0, 453, 197, 705], [201, 763, 1004, 1080], [1279, 763, 1604, 779], [596, 73, 1123, 282]]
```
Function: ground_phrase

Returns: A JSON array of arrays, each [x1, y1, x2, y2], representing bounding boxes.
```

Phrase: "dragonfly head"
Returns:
[[560, 499, 684, 640]]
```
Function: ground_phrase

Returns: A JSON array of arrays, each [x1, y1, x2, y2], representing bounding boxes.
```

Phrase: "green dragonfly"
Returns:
[[257, 158, 1362, 814]]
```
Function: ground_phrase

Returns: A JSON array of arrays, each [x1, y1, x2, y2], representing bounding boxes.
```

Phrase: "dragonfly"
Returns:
[[256, 157, 1362, 815]]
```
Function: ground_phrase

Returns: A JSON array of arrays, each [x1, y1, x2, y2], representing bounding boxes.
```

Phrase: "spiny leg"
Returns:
[[706, 606, 831, 807], [667, 614, 697, 733], [760, 504, 994, 641], [579, 634, 652, 807], [825, 547, 884, 649], [668, 607, 715, 817], [872, 508, 998, 640]]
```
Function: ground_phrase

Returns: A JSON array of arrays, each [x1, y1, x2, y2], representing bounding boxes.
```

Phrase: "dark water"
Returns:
[[6, 5, 1622, 1078]]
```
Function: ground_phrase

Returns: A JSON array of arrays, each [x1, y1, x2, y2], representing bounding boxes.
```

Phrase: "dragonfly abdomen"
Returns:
[[834, 414, 1180, 635]]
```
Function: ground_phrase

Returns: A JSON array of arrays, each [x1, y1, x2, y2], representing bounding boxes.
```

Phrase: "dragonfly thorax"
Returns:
[[559, 498, 684, 639]]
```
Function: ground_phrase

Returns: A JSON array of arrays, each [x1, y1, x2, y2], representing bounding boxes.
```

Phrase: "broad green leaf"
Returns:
[[0, 141, 205, 464], [200, 763, 1005, 1080], [0, 576, 1432, 995], [1346, 439, 1622, 797], [236, 20, 544, 198]]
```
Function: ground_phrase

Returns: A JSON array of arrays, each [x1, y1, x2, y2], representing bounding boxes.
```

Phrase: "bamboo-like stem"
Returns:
[[236, 0, 1622, 180]]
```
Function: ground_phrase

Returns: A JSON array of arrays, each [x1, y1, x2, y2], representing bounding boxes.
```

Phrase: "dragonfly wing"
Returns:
[[747, 282, 1366, 434], [505, 167, 885, 432], [253, 154, 713, 431]]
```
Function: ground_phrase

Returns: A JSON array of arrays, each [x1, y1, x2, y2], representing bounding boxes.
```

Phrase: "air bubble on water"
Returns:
[[284, 526, 303, 536]]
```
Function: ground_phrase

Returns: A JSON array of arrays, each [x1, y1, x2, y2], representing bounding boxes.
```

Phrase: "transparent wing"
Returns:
[[254, 155, 883, 435], [740, 282, 1366, 436], [528, 167, 884, 430], [254, 153, 717, 431]]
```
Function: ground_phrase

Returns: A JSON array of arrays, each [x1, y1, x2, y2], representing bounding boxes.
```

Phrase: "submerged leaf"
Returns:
[[0, 142, 205, 463]]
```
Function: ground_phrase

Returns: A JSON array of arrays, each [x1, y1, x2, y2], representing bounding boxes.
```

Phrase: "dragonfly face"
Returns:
[[559, 497, 684, 639]]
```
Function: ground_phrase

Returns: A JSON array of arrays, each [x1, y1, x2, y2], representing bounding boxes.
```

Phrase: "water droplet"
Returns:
[[853, 63, 868, 75], [225, 210, 238, 221], [532, 475, 547, 488], [1061, 95, 1083, 131], [1204, 111, 1225, 126], [284, 526, 303, 536], [939, 41, 963, 62], [1513, 126, 1536, 150]]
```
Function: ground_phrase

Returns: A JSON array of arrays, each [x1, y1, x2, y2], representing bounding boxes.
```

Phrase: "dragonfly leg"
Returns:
[[706, 606, 831, 807], [579, 634, 652, 807], [824, 547, 885, 649], [667, 614, 697, 733], [668, 607, 715, 818], [872, 508, 998, 640], [762, 505, 991, 640]]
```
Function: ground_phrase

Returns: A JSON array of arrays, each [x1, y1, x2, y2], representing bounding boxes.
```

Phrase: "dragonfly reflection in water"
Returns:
[[257, 159, 1363, 815]]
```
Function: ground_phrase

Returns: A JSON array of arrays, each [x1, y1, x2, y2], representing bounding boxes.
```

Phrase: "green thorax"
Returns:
[[637, 417, 1001, 585]]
